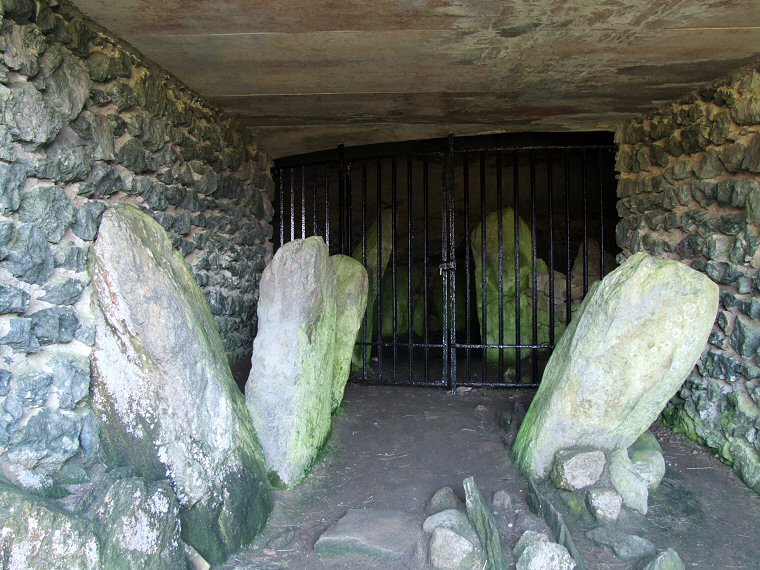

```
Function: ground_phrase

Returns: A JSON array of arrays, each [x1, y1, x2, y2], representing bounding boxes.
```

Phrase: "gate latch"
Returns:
[[438, 261, 456, 275]]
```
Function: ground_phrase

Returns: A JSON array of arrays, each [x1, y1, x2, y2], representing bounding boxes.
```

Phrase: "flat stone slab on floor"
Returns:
[[314, 508, 422, 562]]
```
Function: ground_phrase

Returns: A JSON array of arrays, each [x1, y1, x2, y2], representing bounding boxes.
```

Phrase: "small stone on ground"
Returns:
[[643, 548, 685, 570], [492, 490, 512, 511], [428, 486, 464, 515], [550, 449, 606, 490], [314, 508, 421, 562], [516, 540, 576, 570], [423, 509, 480, 545], [585, 488, 622, 522], [429, 527, 482, 570], [513, 530, 549, 559], [586, 526, 657, 560]]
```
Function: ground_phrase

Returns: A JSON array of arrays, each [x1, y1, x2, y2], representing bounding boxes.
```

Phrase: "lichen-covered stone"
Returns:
[[463, 476, 507, 570], [0, 82, 64, 145], [246, 236, 336, 486], [90, 205, 271, 563], [331, 254, 368, 411], [0, 480, 102, 569], [18, 185, 75, 243], [513, 253, 718, 478]]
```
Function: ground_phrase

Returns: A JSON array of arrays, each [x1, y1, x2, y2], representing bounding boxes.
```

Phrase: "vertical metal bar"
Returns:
[[338, 145, 346, 254], [564, 151, 571, 326], [312, 165, 318, 237], [301, 165, 306, 239], [496, 154, 504, 384], [598, 148, 606, 277], [392, 157, 398, 382], [289, 167, 295, 243], [423, 158, 430, 383], [441, 149, 449, 389], [582, 149, 589, 295], [361, 160, 369, 380], [513, 151, 522, 383], [447, 134, 457, 392], [462, 153, 472, 385], [407, 156, 413, 384], [547, 156, 556, 347], [376, 158, 383, 382], [479, 153, 487, 383], [530, 152, 539, 382], [347, 161, 353, 254]]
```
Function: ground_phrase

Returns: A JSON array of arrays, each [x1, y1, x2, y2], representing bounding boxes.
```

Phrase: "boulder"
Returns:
[[246, 236, 336, 485], [549, 449, 605, 491], [471, 208, 560, 367], [629, 431, 666, 490], [330, 254, 368, 411], [90, 205, 271, 564], [351, 211, 392, 369], [0, 480, 102, 569], [429, 527, 483, 570], [513, 252, 719, 478]]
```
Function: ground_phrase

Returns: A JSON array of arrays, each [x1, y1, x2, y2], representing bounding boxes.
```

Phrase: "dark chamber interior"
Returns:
[[271, 132, 620, 388]]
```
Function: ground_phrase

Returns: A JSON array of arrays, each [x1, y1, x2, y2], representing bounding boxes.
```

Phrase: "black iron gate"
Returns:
[[273, 133, 618, 389]]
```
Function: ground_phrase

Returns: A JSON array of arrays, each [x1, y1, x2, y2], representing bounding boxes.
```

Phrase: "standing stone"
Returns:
[[471, 208, 556, 366], [351, 211, 393, 370], [330, 254, 368, 411], [90, 205, 271, 564], [513, 253, 718, 478], [463, 476, 507, 570], [246, 236, 336, 485]]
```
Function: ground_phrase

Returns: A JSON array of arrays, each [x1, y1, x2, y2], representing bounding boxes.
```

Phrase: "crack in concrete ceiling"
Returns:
[[73, 0, 760, 157]]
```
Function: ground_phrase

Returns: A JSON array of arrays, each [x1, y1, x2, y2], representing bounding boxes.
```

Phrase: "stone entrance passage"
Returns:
[[272, 133, 619, 389]]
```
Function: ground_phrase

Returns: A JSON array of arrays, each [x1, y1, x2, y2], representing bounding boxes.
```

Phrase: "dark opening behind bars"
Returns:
[[273, 133, 619, 389]]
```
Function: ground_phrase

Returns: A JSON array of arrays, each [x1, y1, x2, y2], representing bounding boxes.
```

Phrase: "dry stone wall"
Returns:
[[0, 0, 273, 493], [615, 63, 760, 494]]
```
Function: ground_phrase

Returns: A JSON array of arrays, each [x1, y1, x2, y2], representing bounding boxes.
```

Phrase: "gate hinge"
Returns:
[[438, 261, 456, 275]]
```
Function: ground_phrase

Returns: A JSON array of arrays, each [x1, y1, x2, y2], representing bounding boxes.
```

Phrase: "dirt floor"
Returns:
[[220, 384, 760, 570]]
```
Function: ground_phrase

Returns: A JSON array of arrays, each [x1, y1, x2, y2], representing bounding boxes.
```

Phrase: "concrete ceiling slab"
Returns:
[[73, 0, 760, 157]]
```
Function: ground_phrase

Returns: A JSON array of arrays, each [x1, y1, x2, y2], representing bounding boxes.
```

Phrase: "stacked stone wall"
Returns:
[[615, 63, 760, 493], [0, 0, 273, 492]]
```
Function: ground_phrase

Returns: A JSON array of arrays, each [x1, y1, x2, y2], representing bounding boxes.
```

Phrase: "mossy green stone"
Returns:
[[331, 254, 368, 411], [514, 252, 719, 479], [463, 476, 507, 570], [91, 205, 271, 564]]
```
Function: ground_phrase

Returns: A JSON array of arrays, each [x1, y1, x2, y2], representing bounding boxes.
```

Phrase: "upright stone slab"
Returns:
[[463, 476, 507, 570], [351, 211, 393, 369], [514, 252, 718, 478], [331, 254, 368, 411], [246, 236, 336, 485], [471, 208, 556, 366], [90, 205, 271, 564]]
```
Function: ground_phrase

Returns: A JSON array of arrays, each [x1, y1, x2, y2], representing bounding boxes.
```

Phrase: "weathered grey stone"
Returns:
[[0, 82, 64, 145], [731, 316, 760, 357], [516, 540, 576, 570], [492, 490, 512, 512], [246, 236, 336, 485], [703, 234, 734, 260], [731, 95, 760, 125], [0, 161, 27, 213], [693, 148, 723, 179], [3, 224, 54, 284], [38, 45, 91, 123], [51, 355, 90, 410], [609, 448, 649, 514], [39, 277, 85, 306], [35, 140, 93, 182], [586, 527, 656, 560], [429, 527, 482, 570], [2, 23, 47, 77], [643, 549, 686, 570], [585, 489, 622, 522], [514, 253, 718, 478], [719, 142, 746, 172], [427, 486, 464, 515], [0, 317, 40, 352], [78, 476, 185, 570], [72, 200, 108, 241], [55, 241, 88, 272], [331, 254, 368, 411], [743, 133, 760, 173], [314, 509, 422, 562], [0, 480, 102, 569], [549, 449, 605, 491], [18, 185, 75, 243], [116, 137, 147, 172], [513, 530, 548, 559], [423, 509, 480, 546], [90, 205, 271, 564], [629, 431, 666, 490], [0, 283, 30, 313], [464, 476, 507, 570], [85, 50, 131, 83], [29, 306, 79, 345]]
